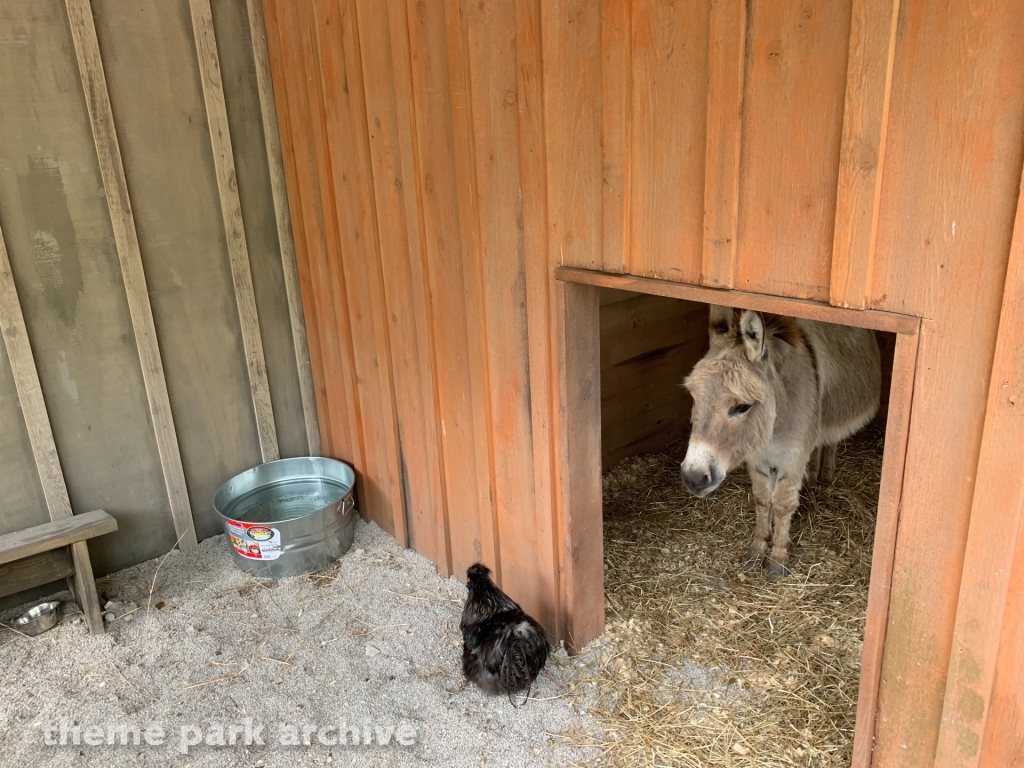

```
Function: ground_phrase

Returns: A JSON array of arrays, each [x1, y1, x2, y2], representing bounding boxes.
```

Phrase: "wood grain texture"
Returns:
[[246, 0, 321, 457], [69, 539, 103, 634], [628, 0, 709, 282], [936, 160, 1024, 768], [851, 330, 918, 767], [556, 267, 919, 335], [870, 1, 1024, 761], [0, 548, 75, 600], [829, 0, 900, 310], [0, 509, 117, 566], [601, 0, 631, 273], [190, 0, 279, 464], [701, 0, 746, 289], [557, 281, 603, 651], [310, 0, 405, 540], [355, 0, 448, 569], [735, 0, 852, 300], [0, 222, 73, 521], [65, 0, 197, 549], [543, 0, 602, 270]]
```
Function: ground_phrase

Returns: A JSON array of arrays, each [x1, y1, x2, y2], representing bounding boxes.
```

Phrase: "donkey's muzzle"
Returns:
[[682, 466, 720, 497]]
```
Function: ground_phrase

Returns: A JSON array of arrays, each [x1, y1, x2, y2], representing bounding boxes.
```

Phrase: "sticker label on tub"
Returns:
[[227, 521, 282, 560]]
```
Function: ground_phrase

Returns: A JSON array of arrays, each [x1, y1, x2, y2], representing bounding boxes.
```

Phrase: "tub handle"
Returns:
[[340, 493, 355, 519]]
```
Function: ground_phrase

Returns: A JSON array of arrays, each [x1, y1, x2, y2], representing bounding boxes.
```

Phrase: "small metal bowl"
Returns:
[[10, 601, 61, 637]]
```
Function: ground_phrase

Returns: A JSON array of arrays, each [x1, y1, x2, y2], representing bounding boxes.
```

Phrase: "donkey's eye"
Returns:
[[729, 403, 753, 417]]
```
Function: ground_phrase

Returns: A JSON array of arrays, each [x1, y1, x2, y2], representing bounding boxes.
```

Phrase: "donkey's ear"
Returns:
[[739, 310, 766, 361], [708, 305, 734, 340]]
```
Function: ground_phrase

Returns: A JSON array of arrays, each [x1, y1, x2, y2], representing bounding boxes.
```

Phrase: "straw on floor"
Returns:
[[570, 424, 884, 767]]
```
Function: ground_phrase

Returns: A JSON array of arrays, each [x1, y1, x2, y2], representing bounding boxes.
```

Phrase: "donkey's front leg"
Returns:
[[766, 474, 802, 580], [744, 469, 773, 570]]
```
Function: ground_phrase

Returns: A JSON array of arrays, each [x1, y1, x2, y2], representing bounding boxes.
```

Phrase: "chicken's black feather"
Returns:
[[460, 563, 550, 700]]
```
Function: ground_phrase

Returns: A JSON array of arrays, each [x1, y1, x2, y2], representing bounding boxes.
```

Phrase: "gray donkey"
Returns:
[[681, 306, 881, 578]]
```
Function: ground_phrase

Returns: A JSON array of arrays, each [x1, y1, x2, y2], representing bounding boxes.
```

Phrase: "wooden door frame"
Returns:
[[555, 266, 921, 767]]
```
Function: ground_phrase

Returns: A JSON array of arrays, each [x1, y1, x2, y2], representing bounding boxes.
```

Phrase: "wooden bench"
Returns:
[[0, 510, 118, 635]]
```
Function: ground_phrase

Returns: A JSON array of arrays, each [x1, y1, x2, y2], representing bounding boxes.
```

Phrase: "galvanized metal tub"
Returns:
[[214, 457, 356, 579]]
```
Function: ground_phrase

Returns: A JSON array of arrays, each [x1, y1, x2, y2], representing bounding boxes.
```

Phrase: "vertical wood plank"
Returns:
[[851, 329, 919, 767], [829, 0, 900, 310], [444, 0, 502, 580], [0, 223, 72, 521], [557, 280, 603, 651], [465, 0, 545, 616], [870, 1, 1024, 761], [936, 162, 1024, 768], [542, 0, 602, 270], [628, 0, 710, 283], [734, 0, 852, 300], [516, 0, 560, 633], [69, 539, 103, 634], [190, 0, 279, 464], [355, 0, 449, 571], [403, 0, 496, 580], [64, 0, 197, 549], [601, 0, 631, 273], [312, 0, 405, 540], [246, 0, 321, 457], [700, 0, 746, 289]]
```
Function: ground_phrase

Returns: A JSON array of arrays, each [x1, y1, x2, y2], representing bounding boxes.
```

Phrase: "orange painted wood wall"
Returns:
[[262, 1, 1024, 765]]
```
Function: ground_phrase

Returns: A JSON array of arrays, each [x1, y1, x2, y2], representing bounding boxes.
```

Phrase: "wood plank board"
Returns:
[[556, 267, 920, 335], [0, 548, 75, 600], [734, 0, 852, 300], [935, 158, 1024, 768], [601, 0, 631, 273], [309, 0, 404, 539], [627, 0, 709, 282], [829, 0, 900, 310], [189, 0, 279, 464], [246, 0, 321, 457], [700, 0, 746, 289], [0, 509, 117, 566], [0, 223, 72, 521], [65, 0, 197, 548]]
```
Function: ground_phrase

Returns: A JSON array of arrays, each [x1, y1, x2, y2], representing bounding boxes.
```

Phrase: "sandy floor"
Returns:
[[0, 518, 600, 768]]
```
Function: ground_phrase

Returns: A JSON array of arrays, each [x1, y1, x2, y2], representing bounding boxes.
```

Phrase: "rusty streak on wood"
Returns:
[[830, 0, 901, 309], [64, 0, 197, 549], [246, 0, 320, 457], [190, 0, 279, 464], [555, 267, 920, 335], [701, 0, 746, 289], [851, 330, 919, 766]]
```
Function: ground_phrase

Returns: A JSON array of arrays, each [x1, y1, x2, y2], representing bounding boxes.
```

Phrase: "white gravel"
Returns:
[[0, 518, 600, 767]]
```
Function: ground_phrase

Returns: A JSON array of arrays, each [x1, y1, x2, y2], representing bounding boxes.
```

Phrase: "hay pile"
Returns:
[[574, 425, 884, 767]]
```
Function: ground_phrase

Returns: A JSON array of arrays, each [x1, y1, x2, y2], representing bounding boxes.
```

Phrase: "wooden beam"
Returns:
[[0, 549, 75, 601], [830, 0, 901, 309], [0, 224, 73, 521], [555, 267, 921, 335], [0, 510, 117, 566], [246, 0, 320, 457], [189, 0, 280, 463], [557, 281, 604, 652], [701, 0, 746, 288], [852, 330, 919, 766], [64, 0, 197, 548]]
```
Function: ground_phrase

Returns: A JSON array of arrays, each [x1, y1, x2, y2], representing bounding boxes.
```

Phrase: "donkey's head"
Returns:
[[681, 306, 778, 497]]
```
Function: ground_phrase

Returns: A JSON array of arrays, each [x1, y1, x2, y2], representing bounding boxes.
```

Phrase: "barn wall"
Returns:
[[0, 0, 317, 601], [263, 1, 1024, 765]]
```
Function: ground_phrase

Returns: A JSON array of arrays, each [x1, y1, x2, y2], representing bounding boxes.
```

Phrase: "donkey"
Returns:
[[681, 306, 881, 578]]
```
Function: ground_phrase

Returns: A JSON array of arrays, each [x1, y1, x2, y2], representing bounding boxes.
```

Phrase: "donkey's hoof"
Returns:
[[742, 551, 765, 571], [766, 560, 790, 580]]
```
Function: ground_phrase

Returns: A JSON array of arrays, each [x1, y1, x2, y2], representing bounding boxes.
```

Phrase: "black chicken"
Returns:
[[460, 563, 550, 702]]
